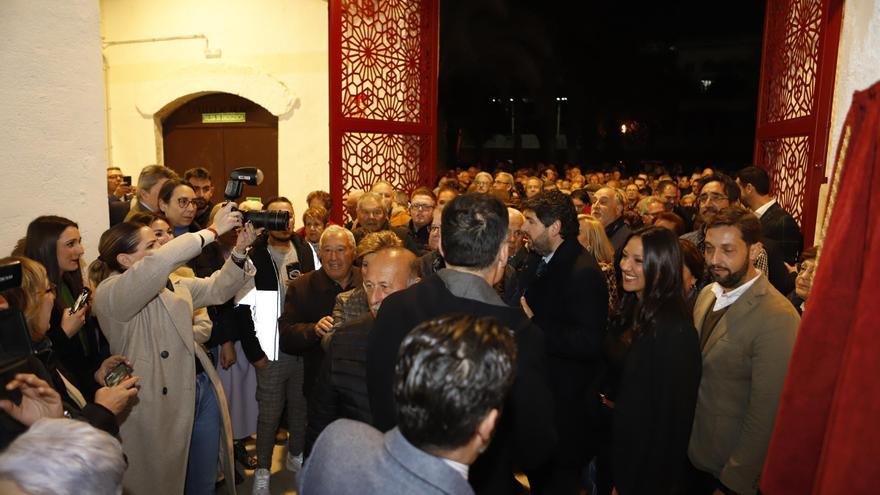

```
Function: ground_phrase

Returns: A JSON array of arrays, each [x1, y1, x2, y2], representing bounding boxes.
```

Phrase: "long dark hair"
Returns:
[[22, 216, 83, 310], [613, 226, 688, 342]]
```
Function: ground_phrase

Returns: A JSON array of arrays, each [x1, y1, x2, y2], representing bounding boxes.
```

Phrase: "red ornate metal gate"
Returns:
[[753, 0, 843, 246], [329, 0, 439, 224]]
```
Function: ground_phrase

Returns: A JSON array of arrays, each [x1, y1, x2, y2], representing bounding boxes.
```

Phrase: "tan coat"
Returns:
[[94, 232, 253, 495], [688, 274, 800, 495]]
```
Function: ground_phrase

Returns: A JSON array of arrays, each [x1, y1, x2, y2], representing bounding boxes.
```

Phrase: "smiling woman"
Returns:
[[22, 215, 104, 401]]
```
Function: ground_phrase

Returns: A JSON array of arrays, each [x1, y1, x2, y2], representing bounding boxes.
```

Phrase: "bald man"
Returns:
[[305, 247, 419, 456]]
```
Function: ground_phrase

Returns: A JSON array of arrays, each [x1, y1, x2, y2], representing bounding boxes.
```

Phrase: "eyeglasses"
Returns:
[[176, 197, 198, 209], [410, 203, 435, 212], [44, 282, 57, 295], [797, 261, 817, 276], [494, 180, 512, 186], [697, 193, 728, 204], [429, 226, 441, 233], [360, 209, 385, 218]]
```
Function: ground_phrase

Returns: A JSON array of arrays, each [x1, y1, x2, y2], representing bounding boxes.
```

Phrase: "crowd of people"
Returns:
[[0, 160, 818, 495]]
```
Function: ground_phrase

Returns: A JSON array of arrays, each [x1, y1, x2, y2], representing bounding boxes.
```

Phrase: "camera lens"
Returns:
[[242, 210, 290, 231]]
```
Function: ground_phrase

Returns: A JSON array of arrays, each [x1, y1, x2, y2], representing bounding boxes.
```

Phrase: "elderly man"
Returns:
[[525, 177, 544, 199], [639, 196, 666, 226], [493, 172, 516, 195], [271, 225, 361, 494], [305, 247, 419, 456], [352, 192, 390, 241], [472, 171, 493, 193], [689, 208, 799, 495], [302, 314, 516, 495], [125, 164, 178, 220], [343, 189, 365, 229], [591, 186, 632, 252], [368, 193, 556, 494], [393, 187, 435, 256]]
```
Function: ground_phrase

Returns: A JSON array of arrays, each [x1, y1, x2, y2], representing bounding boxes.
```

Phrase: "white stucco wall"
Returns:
[[818, 0, 880, 238], [0, 0, 108, 260], [101, 0, 329, 213]]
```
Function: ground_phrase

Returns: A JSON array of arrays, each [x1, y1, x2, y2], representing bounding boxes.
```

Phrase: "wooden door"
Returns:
[[163, 93, 279, 204]]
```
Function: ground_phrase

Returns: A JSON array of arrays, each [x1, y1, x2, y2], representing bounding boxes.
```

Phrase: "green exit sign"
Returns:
[[202, 112, 246, 123]]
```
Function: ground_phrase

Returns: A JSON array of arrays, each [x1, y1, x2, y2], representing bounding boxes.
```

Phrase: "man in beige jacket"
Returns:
[[689, 207, 800, 495]]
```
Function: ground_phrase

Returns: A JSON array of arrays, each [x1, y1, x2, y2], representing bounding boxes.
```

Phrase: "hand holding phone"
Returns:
[[69, 287, 91, 316], [104, 361, 134, 387]]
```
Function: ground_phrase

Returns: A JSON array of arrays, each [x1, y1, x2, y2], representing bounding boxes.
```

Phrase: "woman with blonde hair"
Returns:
[[578, 214, 618, 315]]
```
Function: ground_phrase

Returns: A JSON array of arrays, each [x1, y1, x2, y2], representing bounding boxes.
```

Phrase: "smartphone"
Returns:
[[68, 287, 91, 315], [122, 175, 132, 186], [104, 361, 133, 387]]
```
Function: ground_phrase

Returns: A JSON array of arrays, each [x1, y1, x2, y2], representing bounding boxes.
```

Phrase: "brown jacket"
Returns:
[[689, 274, 799, 494], [94, 232, 253, 495]]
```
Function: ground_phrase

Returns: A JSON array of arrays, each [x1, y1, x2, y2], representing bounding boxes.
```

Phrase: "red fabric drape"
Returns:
[[761, 81, 880, 494]]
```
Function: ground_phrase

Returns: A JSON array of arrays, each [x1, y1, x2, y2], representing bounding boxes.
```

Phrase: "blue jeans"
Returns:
[[185, 372, 221, 495]]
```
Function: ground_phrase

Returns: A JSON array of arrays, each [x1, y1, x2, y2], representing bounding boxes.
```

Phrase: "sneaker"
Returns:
[[286, 452, 303, 473], [252, 468, 270, 495]]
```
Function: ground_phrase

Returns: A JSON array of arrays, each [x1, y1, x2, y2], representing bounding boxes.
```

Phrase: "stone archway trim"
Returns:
[[136, 63, 295, 118]]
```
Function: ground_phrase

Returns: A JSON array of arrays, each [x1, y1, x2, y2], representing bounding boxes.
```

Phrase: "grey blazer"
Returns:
[[298, 419, 475, 495], [688, 274, 800, 494]]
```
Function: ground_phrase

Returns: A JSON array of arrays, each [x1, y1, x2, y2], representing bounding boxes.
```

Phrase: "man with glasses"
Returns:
[[493, 172, 516, 198], [106, 167, 130, 226], [393, 187, 435, 256], [683, 174, 788, 293], [183, 167, 215, 229], [472, 172, 493, 193]]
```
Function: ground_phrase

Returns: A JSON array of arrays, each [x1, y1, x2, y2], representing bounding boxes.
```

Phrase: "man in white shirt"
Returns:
[[736, 166, 804, 264], [689, 207, 800, 495]]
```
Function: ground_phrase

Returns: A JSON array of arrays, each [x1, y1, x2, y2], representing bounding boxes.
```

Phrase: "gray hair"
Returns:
[[638, 196, 664, 215], [319, 224, 356, 250], [357, 192, 386, 212], [0, 418, 126, 495]]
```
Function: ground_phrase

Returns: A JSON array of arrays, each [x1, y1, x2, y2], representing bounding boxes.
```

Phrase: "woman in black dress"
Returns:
[[609, 226, 702, 495]]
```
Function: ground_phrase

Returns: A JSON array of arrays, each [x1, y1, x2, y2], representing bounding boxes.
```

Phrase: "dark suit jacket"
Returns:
[[299, 419, 475, 495], [760, 202, 803, 264], [612, 312, 702, 495], [517, 238, 609, 465], [108, 195, 129, 226], [305, 313, 374, 456], [393, 220, 431, 256], [278, 268, 361, 397], [366, 273, 557, 494]]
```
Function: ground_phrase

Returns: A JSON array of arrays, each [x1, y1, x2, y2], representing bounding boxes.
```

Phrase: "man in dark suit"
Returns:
[[367, 193, 557, 494], [592, 186, 632, 252], [106, 167, 130, 226], [518, 189, 609, 494], [737, 166, 804, 264], [305, 247, 419, 456], [301, 314, 517, 495]]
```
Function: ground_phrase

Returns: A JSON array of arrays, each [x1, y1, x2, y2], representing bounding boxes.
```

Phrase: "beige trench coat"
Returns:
[[94, 232, 253, 495]]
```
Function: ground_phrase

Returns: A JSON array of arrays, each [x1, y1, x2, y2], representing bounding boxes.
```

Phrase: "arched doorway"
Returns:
[[162, 93, 279, 204]]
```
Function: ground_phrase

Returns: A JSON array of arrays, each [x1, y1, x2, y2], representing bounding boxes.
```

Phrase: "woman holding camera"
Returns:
[[0, 256, 139, 446], [89, 202, 259, 495], [21, 216, 106, 401], [603, 227, 702, 495]]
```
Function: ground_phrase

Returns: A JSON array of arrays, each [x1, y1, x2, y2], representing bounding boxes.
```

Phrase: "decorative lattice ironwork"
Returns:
[[762, 0, 822, 123], [340, 0, 431, 123], [330, 0, 438, 224], [761, 136, 810, 224], [341, 132, 428, 193]]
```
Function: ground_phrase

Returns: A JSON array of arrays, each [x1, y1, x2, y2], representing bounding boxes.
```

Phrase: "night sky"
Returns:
[[438, 0, 767, 173]]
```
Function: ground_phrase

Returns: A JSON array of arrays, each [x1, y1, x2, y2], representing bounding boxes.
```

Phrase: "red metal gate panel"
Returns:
[[753, 0, 843, 246], [329, 0, 439, 224]]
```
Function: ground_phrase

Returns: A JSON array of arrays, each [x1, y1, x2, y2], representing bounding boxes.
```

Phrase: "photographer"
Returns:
[[0, 256, 139, 448], [88, 202, 259, 495]]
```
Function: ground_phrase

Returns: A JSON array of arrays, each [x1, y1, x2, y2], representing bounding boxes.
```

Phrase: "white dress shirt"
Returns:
[[711, 270, 762, 311]]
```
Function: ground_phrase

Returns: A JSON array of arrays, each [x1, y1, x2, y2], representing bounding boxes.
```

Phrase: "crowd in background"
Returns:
[[0, 159, 819, 495]]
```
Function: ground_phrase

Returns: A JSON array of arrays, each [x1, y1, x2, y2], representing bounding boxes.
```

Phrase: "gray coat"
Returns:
[[94, 232, 253, 495], [299, 419, 474, 495], [688, 274, 800, 494]]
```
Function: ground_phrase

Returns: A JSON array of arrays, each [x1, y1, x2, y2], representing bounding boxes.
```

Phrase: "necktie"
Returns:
[[535, 259, 548, 278]]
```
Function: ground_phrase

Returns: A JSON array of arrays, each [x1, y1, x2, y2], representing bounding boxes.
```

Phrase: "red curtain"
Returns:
[[761, 81, 880, 494]]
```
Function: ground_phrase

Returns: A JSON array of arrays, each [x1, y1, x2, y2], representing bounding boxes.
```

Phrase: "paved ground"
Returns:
[[223, 439, 297, 495]]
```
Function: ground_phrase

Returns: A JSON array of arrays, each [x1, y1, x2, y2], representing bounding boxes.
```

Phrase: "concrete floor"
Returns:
[[224, 440, 298, 495]]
